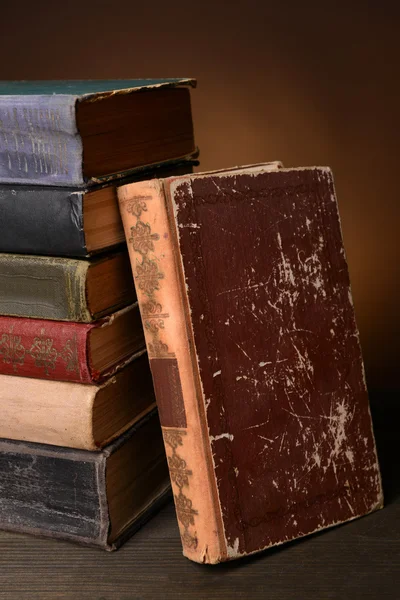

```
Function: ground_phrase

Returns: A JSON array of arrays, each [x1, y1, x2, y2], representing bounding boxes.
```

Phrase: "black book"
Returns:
[[0, 160, 196, 258], [0, 410, 170, 550]]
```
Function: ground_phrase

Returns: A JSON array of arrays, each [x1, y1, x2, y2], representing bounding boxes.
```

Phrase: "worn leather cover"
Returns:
[[118, 164, 383, 564], [0, 304, 144, 383], [0, 409, 170, 550], [0, 251, 134, 322], [0, 79, 195, 186], [0, 253, 90, 321], [0, 313, 90, 380], [0, 161, 197, 258], [0, 185, 88, 256]]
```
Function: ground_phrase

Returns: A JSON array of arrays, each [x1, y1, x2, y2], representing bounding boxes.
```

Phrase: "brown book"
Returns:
[[118, 163, 383, 564], [0, 352, 155, 450]]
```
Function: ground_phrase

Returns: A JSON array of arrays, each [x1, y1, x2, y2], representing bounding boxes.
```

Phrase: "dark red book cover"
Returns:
[[0, 304, 143, 383], [119, 164, 383, 564]]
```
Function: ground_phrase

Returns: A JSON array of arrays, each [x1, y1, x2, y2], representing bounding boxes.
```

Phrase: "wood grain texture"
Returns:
[[0, 395, 397, 600], [0, 499, 397, 600]]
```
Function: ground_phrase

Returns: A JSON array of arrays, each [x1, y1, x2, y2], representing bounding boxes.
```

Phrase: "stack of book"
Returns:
[[0, 80, 383, 564], [0, 79, 197, 549]]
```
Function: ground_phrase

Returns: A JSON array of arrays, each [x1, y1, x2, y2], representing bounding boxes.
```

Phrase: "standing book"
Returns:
[[118, 163, 383, 564]]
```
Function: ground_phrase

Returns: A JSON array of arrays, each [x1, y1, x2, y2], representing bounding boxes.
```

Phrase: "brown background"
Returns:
[[1, 0, 398, 390]]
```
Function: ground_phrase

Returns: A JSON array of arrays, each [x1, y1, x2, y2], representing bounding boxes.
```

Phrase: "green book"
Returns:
[[0, 251, 136, 322]]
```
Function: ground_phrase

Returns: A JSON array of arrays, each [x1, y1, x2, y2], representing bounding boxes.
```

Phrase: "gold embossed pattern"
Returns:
[[122, 190, 199, 550], [0, 330, 79, 376]]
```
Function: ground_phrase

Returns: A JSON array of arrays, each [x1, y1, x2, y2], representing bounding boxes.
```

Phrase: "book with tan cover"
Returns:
[[0, 353, 155, 450]]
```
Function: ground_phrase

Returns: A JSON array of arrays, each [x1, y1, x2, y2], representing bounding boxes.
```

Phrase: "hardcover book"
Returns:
[[0, 410, 170, 549], [0, 250, 135, 321], [0, 160, 196, 258], [0, 303, 144, 383], [118, 163, 383, 564], [0, 79, 196, 186], [0, 352, 155, 449]]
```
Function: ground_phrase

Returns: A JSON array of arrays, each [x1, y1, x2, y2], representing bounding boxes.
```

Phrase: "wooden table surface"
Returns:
[[0, 394, 398, 600]]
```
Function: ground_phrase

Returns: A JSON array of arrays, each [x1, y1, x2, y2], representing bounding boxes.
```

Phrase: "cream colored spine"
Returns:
[[0, 375, 96, 449]]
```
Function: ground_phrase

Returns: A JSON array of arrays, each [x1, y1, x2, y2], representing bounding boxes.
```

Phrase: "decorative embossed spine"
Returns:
[[0, 306, 143, 383], [0, 95, 84, 186], [0, 316, 90, 382], [118, 180, 225, 562]]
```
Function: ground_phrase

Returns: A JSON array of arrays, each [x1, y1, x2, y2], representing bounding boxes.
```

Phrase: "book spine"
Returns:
[[0, 440, 108, 546], [0, 185, 88, 257], [0, 315, 92, 382], [0, 253, 91, 321], [118, 179, 225, 563], [0, 95, 84, 186], [0, 373, 99, 448]]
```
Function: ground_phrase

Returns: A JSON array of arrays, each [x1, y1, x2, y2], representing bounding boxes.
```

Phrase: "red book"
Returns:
[[0, 303, 144, 383]]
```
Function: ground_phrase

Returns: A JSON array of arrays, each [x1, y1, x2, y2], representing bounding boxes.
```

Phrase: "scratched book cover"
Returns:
[[166, 165, 383, 560]]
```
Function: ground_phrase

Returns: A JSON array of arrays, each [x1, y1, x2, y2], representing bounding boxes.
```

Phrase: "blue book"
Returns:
[[0, 79, 196, 187]]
